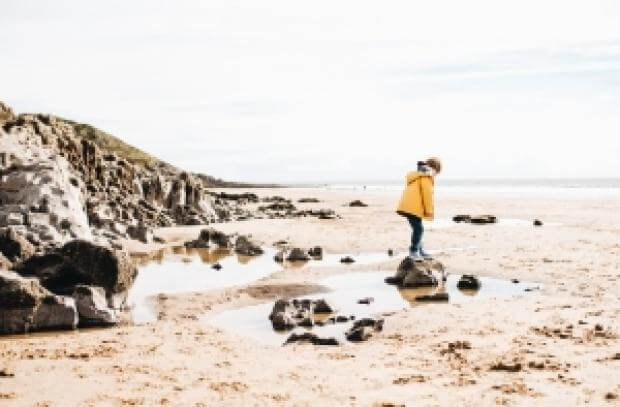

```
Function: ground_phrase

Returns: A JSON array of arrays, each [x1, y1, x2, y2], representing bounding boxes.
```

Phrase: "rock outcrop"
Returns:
[[72, 285, 117, 326], [14, 240, 137, 306], [0, 269, 78, 334], [234, 235, 263, 256]]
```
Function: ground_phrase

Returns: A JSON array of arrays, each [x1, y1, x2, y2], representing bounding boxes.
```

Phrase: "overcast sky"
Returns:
[[2, 1, 620, 183]]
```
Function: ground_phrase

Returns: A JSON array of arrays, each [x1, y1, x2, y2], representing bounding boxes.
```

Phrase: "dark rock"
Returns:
[[298, 198, 320, 203], [385, 257, 442, 288], [307, 246, 323, 259], [0, 227, 35, 263], [270, 311, 296, 331], [349, 200, 368, 207], [345, 318, 384, 342], [387, 249, 394, 256], [533, 219, 544, 226], [335, 315, 349, 323], [127, 223, 152, 243], [415, 292, 449, 302], [313, 299, 333, 313], [234, 235, 263, 256], [357, 297, 374, 305], [457, 274, 481, 290], [490, 361, 522, 372], [470, 215, 498, 225], [452, 215, 471, 223], [285, 332, 339, 346], [511, 278, 520, 284], [298, 317, 314, 327], [340, 256, 355, 264], [273, 250, 284, 263], [286, 248, 310, 262], [211, 263, 222, 270], [14, 240, 138, 300]]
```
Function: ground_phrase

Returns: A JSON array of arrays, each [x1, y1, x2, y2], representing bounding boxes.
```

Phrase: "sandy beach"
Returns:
[[1, 187, 618, 406]]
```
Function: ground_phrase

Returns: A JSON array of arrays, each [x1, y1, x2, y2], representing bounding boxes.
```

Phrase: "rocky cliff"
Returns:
[[0, 101, 251, 254]]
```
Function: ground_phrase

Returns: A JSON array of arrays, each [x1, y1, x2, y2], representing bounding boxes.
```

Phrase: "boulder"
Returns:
[[234, 235, 263, 256], [286, 248, 310, 262], [0, 227, 35, 262], [72, 285, 117, 326], [14, 240, 138, 300], [457, 275, 481, 290], [268, 298, 334, 330], [0, 269, 78, 334], [385, 257, 442, 288]]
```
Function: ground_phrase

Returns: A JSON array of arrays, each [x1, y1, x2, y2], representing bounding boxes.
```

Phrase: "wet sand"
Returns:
[[1, 188, 619, 406]]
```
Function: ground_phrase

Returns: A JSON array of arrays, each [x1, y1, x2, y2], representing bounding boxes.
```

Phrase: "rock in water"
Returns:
[[415, 293, 449, 302], [234, 235, 263, 256], [72, 285, 117, 326], [286, 248, 310, 262], [0, 269, 78, 334], [14, 240, 138, 304], [457, 274, 481, 290], [385, 257, 441, 288], [285, 332, 339, 346], [307, 246, 323, 259], [268, 298, 334, 330]]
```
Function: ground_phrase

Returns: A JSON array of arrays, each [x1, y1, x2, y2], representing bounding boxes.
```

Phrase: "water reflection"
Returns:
[[207, 272, 539, 346]]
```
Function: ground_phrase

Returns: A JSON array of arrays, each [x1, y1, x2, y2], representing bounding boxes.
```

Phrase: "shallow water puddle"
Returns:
[[130, 246, 440, 323], [206, 272, 539, 346]]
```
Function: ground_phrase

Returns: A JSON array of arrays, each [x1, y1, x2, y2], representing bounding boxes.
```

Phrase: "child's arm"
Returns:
[[420, 177, 434, 219]]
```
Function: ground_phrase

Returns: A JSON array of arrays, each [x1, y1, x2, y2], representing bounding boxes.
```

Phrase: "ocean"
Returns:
[[306, 178, 620, 198]]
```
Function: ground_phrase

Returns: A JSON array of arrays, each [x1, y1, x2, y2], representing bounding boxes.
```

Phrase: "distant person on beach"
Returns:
[[396, 157, 441, 260]]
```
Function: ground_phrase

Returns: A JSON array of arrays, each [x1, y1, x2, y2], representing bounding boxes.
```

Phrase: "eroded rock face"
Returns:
[[72, 285, 117, 326], [385, 257, 443, 288], [14, 240, 138, 300], [0, 227, 35, 263], [0, 270, 78, 334]]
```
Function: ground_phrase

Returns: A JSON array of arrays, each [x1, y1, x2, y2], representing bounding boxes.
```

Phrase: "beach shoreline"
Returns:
[[1, 187, 619, 406]]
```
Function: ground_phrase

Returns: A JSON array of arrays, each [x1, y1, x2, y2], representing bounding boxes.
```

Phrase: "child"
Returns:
[[396, 157, 441, 260]]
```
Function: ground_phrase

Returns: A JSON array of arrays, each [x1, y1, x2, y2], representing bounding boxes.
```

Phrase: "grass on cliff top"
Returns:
[[58, 117, 158, 168], [55, 117, 264, 187]]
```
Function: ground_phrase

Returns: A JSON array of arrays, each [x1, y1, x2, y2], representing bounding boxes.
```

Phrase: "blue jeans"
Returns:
[[406, 215, 424, 256]]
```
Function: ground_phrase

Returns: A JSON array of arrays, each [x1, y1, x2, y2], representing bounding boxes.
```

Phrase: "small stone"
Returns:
[[387, 249, 394, 256], [211, 263, 222, 270], [357, 297, 374, 305], [340, 256, 355, 264], [457, 274, 481, 290], [533, 219, 544, 226], [349, 200, 368, 207], [286, 248, 310, 262], [415, 293, 449, 302]]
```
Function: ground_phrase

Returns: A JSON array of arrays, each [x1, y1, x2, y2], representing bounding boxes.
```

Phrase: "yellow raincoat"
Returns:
[[396, 171, 434, 220]]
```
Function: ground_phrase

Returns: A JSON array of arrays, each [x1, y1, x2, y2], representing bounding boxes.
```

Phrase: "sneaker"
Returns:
[[419, 249, 433, 259]]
